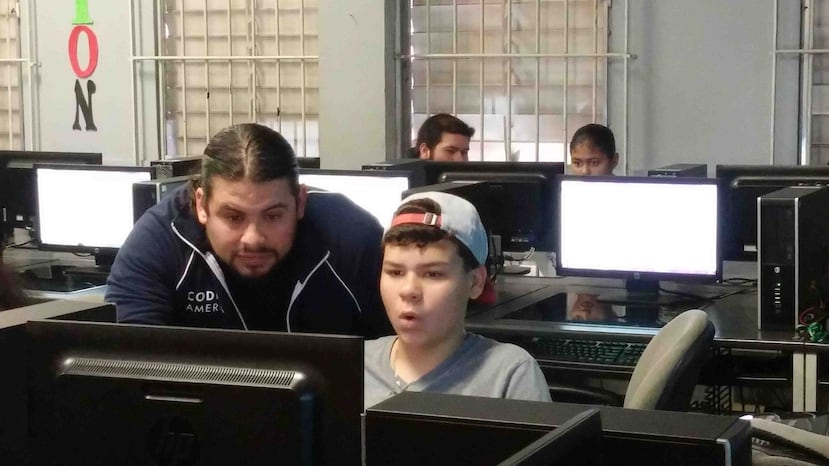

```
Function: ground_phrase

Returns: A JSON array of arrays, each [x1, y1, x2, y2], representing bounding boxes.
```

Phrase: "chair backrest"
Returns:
[[623, 309, 715, 411], [751, 417, 829, 465]]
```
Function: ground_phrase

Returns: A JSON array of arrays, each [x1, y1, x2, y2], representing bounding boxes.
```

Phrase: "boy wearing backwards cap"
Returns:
[[364, 192, 551, 408]]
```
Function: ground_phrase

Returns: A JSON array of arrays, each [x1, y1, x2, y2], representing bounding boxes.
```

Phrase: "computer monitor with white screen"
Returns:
[[35, 164, 153, 267], [0, 151, 101, 245], [299, 169, 412, 226], [557, 175, 719, 301]]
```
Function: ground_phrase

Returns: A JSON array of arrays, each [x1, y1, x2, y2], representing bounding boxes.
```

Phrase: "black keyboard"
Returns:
[[530, 337, 647, 367]]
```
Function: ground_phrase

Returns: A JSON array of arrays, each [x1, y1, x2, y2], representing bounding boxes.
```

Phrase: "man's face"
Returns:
[[419, 132, 470, 161], [570, 142, 618, 176], [195, 177, 307, 278], [380, 240, 485, 349]]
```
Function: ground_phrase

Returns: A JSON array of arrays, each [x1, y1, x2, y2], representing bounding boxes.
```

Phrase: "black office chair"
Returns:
[[548, 309, 715, 411]]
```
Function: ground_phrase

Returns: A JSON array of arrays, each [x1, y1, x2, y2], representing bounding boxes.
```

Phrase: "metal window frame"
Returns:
[[401, 0, 632, 168], [128, 0, 319, 163], [0, 0, 29, 150], [773, 0, 829, 166]]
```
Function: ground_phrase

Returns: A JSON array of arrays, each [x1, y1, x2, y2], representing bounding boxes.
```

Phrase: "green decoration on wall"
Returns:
[[72, 0, 93, 25]]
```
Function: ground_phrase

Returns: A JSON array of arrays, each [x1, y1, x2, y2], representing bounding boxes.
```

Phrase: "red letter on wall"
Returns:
[[68, 25, 99, 79]]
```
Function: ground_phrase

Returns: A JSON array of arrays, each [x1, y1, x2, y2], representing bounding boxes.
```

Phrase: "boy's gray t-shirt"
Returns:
[[364, 333, 551, 409]]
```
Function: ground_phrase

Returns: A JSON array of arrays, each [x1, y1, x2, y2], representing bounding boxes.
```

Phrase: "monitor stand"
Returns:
[[62, 253, 115, 280], [502, 264, 532, 275], [20, 253, 112, 293], [595, 279, 687, 306]]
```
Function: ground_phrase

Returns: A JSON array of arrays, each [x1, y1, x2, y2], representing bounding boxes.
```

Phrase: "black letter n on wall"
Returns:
[[72, 79, 97, 131]]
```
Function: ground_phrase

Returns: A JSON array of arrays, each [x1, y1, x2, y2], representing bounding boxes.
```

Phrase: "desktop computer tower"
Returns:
[[647, 163, 707, 177], [149, 156, 203, 178], [365, 392, 751, 466], [758, 186, 829, 331], [133, 176, 193, 222]]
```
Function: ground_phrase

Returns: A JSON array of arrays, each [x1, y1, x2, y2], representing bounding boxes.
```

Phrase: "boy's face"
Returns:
[[570, 142, 618, 176], [380, 239, 486, 348], [569, 294, 616, 321]]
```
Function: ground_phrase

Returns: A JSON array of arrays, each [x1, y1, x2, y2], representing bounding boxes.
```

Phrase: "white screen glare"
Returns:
[[300, 174, 410, 226], [559, 179, 718, 277], [37, 168, 152, 249]]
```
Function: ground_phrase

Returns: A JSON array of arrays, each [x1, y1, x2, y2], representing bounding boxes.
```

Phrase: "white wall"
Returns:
[[608, 0, 801, 175], [26, 0, 158, 166], [16, 1, 806, 172], [318, 0, 399, 169]]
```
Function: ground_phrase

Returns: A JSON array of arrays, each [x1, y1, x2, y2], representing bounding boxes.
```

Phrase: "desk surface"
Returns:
[[3, 247, 107, 302], [1, 246, 60, 269], [3, 247, 803, 350], [466, 274, 801, 351], [2, 246, 95, 269]]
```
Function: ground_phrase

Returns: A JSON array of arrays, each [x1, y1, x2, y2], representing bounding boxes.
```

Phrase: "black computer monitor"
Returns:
[[34, 164, 154, 269], [431, 162, 563, 252], [0, 300, 115, 465], [365, 392, 751, 466], [0, 151, 101, 244], [27, 319, 363, 465], [556, 175, 719, 303], [441, 172, 549, 252], [419, 161, 565, 185], [363, 160, 563, 251], [496, 408, 602, 466], [371, 160, 561, 252], [364, 160, 564, 197], [299, 168, 414, 226], [717, 164, 829, 261]]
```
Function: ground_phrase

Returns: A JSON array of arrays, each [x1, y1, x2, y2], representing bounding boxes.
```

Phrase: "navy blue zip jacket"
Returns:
[[106, 185, 392, 338]]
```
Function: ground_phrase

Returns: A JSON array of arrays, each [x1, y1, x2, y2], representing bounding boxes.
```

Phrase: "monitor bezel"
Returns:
[[496, 408, 602, 466], [555, 174, 722, 283], [296, 157, 321, 169], [300, 167, 415, 187], [361, 160, 566, 193], [33, 163, 155, 254], [420, 160, 565, 186]]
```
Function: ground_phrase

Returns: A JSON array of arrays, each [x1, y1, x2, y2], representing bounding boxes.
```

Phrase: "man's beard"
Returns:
[[226, 247, 282, 283]]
